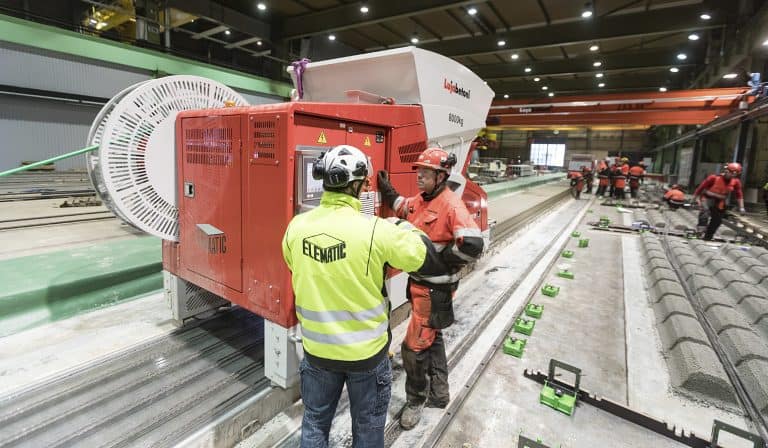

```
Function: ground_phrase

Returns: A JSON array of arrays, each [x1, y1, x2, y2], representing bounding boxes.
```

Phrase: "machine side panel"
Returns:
[[387, 124, 428, 174], [178, 115, 244, 292], [242, 112, 297, 327]]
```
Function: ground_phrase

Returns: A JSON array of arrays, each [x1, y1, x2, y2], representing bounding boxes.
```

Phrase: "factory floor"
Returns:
[[1, 182, 764, 447]]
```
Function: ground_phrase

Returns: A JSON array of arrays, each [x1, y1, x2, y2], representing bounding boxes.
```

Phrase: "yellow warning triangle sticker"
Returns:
[[317, 131, 327, 144], [363, 136, 372, 147]]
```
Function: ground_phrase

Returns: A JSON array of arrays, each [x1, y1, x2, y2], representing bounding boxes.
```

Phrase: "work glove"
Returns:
[[377, 170, 399, 209]]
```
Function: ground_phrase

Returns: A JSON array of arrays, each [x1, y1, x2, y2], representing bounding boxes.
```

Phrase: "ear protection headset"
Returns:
[[312, 150, 368, 188]]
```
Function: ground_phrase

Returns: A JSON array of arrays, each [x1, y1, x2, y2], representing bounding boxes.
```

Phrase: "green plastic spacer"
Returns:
[[578, 238, 590, 248], [503, 336, 526, 358], [539, 359, 581, 416], [525, 303, 544, 319], [561, 250, 574, 258], [514, 317, 535, 336], [557, 269, 574, 280], [598, 216, 611, 227], [541, 284, 560, 297], [571, 231, 581, 238]]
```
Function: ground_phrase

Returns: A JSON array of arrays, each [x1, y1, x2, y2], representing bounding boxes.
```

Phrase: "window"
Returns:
[[530, 142, 566, 167]]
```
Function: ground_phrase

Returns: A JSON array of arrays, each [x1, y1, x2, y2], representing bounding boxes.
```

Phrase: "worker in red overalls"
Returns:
[[693, 163, 745, 240], [614, 158, 629, 200], [376, 147, 484, 430], [582, 165, 594, 194], [568, 170, 584, 199], [596, 160, 610, 197], [663, 184, 686, 209], [628, 162, 646, 198]]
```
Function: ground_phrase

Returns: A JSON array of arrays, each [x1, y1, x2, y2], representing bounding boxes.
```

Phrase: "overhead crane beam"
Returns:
[[487, 88, 751, 126]]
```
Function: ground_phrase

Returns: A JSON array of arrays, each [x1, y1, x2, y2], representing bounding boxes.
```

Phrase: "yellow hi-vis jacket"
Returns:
[[282, 191, 428, 363]]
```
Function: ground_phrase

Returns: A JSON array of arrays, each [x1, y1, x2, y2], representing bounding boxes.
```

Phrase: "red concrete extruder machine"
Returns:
[[87, 47, 494, 387]]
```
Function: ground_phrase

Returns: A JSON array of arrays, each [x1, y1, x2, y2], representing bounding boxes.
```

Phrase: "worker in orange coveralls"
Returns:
[[596, 160, 610, 197], [376, 147, 484, 430], [613, 158, 629, 200], [663, 184, 686, 209], [628, 162, 646, 199], [568, 170, 584, 199], [582, 165, 594, 194], [693, 162, 745, 240]]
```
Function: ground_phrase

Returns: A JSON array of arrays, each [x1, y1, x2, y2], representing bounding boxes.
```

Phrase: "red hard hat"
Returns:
[[725, 162, 742, 174], [413, 147, 456, 172]]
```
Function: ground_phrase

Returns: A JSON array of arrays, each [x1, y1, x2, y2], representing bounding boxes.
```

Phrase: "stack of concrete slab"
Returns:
[[640, 233, 768, 416], [639, 233, 736, 406]]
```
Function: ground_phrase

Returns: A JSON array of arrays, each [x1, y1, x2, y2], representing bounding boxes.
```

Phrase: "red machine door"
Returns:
[[179, 116, 243, 292]]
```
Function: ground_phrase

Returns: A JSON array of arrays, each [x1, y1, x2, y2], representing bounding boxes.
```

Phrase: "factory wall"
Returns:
[[479, 129, 651, 167], [0, 41, 282, 172]]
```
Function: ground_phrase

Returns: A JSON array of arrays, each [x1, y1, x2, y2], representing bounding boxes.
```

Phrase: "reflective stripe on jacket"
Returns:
[[282, 191, 427, 362]]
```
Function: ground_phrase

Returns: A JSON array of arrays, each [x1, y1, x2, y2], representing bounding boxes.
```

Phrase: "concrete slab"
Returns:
[[737, 359, 768, 415], [652, 295, 697, 321], [657, 314, 710, 350], [718, 327, 768, 365], [666, 341, 737, 406]]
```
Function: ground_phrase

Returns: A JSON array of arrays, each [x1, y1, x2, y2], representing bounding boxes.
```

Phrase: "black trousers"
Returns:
[[401, 332, 449, 407], [697, 200, 724, 240]]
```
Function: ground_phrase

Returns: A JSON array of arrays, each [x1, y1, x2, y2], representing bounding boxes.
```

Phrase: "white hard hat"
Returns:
[[312, 145, 371, 188]]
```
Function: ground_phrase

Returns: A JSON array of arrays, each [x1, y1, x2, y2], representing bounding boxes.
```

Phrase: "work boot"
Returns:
[[399, 402, 424, 430]]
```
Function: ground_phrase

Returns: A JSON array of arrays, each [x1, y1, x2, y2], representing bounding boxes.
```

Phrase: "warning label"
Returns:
[[363, 136, 372, 147], [317, 131, 327, 144]]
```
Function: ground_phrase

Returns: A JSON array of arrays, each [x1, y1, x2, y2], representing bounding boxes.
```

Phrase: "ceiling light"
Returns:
[[548, 92, 555, 97], [497, 40, 506, 47], [598, 82, 605, 87], [763, 39, 768, 46], [700, 13, 711, 20], [97, 22, 107, 28], [257, 40, 263, 46], [669, 67, 679, 73], [542, 86, 549, 90], [224, 29, 231, 35], [659, 87, 668, 92], [524, 67, 532, 73], [534, 77, 541, 82], [581, 10, 593, 18], [468, 7, 478, 15], [595, 73, 604, 78], [589, 44, 599, 52], [411, 36, 419, 44], [484, 81, 488, 84], [688, 33, 700, 41], [257, 2, 267, 11], [593, 61, 602, 67], [677, 53, 687, 60], [504, 94, 509, 99], [723, 73, 738, 79], [360, 5, 369, 13], [89, 18, 98, 25], [511, 53, 519, 60], [328, 34, 336, 41]]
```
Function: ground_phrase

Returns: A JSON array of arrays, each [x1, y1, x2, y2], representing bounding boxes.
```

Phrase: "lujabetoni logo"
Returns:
[[302, 233, 347, 263], [443, 78, 471, 99]]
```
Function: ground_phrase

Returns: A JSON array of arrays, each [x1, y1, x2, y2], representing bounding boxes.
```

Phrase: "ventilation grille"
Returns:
[[185, 281, 227, 312], [185, 128, 234, 166], [398, 142, 427, 164], [252, 119, 278, 165]]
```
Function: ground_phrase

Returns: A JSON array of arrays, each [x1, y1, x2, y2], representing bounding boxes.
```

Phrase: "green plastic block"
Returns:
[[503, 336, 526, 358], [561, 250, 574, 258], [598, 216, 611, 227], [525, 303, 544, 318], [557, 269, 574, 280], [571, 231, 581, 238], [540, 382, 577, 416], [541, 284, 560, 297], [514, 317, 535, 336], [578, 238, 590, 248]]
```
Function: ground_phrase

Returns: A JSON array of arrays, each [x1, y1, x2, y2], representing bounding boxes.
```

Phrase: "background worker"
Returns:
[[596, 160, 610, 197], [692, 162, 745, 241], [613, 158, 629, 200], [568, 169, 584, 199], [582, 165, 594, 194], [628, 162, 646, 199], [763, 180, 768, 218], [282, 145, 449, 448], [377, 147, 484, 430], [663, 184, 686, 209]]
